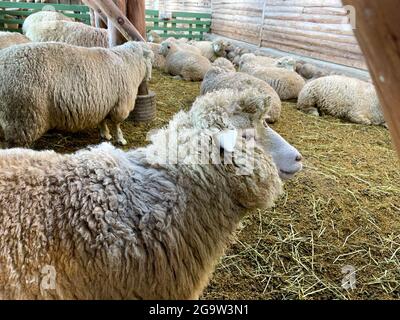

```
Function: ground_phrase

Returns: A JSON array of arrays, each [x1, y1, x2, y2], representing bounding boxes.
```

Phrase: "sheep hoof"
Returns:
[[117, 138, 127, 146], [101, 132, 112, 141]]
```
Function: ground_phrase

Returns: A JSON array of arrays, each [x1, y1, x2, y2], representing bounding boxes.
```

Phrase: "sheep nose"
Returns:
[[295, 154, 303, 162]]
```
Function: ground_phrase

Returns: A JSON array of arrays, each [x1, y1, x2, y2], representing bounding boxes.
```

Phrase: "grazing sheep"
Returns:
[[148, 42, 166, 70], [0, 31, 30, 50], [239, 57, 306, 100], [189, 39, 226, 62], [212, 57, 235, 72], [0, 88, 302, 299], [297, 75, 385, 126], [159, 40, 211, 81], [24, 20, 109, 48], [200, 67, 281, 123], [22, 10, 73, 34], [0, 41, 153, 147]]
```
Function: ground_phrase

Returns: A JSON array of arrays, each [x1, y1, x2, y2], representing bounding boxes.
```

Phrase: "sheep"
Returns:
[[22, 10, 73, 34], [297, 75, 385, 126], [0, 88, 303, 299], [159, 40, 212, 81], [211, 57, 235, 72], [200, 67, 281, 123], [0, 31, 30, 50], [148, 42, 166, 70], [188, 39, 227, 62], [295, 61, 332, 80], [239, 56, 306, 100], [239, 53, 276, 67], [147, 30, 162, 43], [0, 41, 153, 147], [162, 37, 201, 55], [24, 20, 109, 48]]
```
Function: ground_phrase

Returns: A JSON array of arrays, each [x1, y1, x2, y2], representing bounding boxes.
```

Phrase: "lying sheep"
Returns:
[[22, 10, 73, 34], [0, 31, 30, 50], [212, 57, 235, 72], [148, 42, 166, 70], [24, 20, 109, 48], [297, 75, 385, 126], [162, 37, 201, 55], [189, 39, 226, 62], [200, 67, 281, 123], [0, 41, 153, 147], [239, 53, 276, 67], [239, 57, 305, 100], [159, 40, 211, 81], [295, 61, 332, 80], [0, 88, 302, 299]]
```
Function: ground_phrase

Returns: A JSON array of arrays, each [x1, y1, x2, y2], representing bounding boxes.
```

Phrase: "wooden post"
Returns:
[[342, 0, 400, 156], [126, 0, 148, 95], [92, 0, 146, 42]]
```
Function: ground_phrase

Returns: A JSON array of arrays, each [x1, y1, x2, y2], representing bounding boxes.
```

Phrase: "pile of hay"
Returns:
[[34, 69, 400, 300]]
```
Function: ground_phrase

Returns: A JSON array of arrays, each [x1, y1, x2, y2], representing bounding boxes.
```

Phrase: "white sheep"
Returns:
[[159, 40, 211, 81], [239, 56, 305, 100], [22, 10, 73, 34], [148, 42, 166, 70], [0, 88, 302, 299], [0, 41, 153, 147], [0, 31, 30, 50], [200, 67, 282, 123], [162, 37, 201, 55], [211, 57, 236, 72], [24, 20, 109, 48], [188, 39, 227, 62], [297, 75, 385, 126]]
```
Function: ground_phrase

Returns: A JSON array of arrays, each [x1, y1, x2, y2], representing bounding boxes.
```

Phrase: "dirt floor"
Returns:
[[34, 69, 400, 300]]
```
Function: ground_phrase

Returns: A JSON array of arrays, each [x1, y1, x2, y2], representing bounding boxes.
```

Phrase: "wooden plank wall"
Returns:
[[145, 0, 211, 13], [211, 0, 367, 69]]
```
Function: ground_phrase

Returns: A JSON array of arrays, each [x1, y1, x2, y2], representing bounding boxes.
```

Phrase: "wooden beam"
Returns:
[[92, 0, 146, 42], [342, 0, 400, 156]]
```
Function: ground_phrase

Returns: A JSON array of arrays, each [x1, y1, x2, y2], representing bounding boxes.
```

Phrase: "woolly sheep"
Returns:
[[159, 40, 212, 81], [22, 10, 73, 34], [162, 38, 201, 55], [0, 31, 30, 50], [200, 67, 282, 123], [297, 75, 385, 126], [0, 88, 302, 299], [24, 20, 109, 48], [189, 39, 227, 62], [239, 57, 306, 100], [295, 61, 332, 80], [211, 57, 235, 72], [148, 42, 166, 70], [0, 41, 153, 147]]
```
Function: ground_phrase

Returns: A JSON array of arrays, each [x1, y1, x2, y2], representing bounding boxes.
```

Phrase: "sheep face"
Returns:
[[212, 40, 226, 57], [191, 89, 303, 180], [275, 56, 297, 71], [159, 41, 173, 57]]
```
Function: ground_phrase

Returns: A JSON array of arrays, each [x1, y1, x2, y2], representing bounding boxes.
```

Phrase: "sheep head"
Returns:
[[191, 89, 303, 181], [159, 40, 176, 57], [212, 39, 226, 57]]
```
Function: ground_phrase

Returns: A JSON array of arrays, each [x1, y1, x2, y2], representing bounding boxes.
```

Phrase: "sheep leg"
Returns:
[[114, 123, 127, 146], [99, 120, 112, 141]]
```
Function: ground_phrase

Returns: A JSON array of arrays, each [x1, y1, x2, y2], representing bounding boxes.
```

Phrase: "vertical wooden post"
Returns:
[[342, 0, 400, 156], [126, 0, 148, 95]]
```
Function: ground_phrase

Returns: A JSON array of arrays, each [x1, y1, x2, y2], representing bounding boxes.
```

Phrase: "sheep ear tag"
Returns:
[[215, 129, 238, 153]]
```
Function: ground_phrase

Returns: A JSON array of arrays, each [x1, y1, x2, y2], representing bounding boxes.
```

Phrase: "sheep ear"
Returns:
[[215, 129, 238, 153]]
